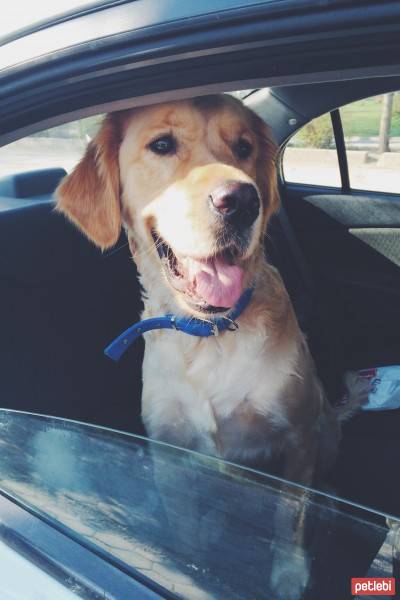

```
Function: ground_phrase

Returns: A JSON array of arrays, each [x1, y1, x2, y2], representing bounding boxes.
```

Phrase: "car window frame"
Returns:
[[0, 492, 164, 600]]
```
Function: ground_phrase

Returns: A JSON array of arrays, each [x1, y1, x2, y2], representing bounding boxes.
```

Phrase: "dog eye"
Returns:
[[148, 134, 176, 155], [235, 138, 253, 160]]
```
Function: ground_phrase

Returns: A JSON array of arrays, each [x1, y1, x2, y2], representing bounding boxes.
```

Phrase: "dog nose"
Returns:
[[209, 181, 259, 227]]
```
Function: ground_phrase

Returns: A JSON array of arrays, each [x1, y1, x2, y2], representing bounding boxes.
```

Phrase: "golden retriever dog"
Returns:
[[56, 94, 342, 598]]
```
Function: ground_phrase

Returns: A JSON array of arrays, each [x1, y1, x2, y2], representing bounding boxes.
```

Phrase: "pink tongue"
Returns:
[[186, 256, 244, 308]]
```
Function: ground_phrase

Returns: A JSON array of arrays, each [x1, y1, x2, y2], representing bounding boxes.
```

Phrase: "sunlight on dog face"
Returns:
[[120, 99, 259, 256], [120, 97, 278, 313], [56, 94, 278, 315]]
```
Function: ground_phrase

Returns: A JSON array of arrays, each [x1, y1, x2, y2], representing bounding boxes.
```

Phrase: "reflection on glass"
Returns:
[[0, 410, 396, 600]]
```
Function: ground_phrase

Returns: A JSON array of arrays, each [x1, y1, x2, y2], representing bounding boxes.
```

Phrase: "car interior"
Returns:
[[0, 74, 399, 591]]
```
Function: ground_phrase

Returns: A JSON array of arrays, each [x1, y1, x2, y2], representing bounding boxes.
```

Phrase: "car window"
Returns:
[[282, 113, 341, 188], [341, 91, 400, 194], [0, 409, 395, 600], [283, 91, 400, 195], [0, 116, 102, 179]]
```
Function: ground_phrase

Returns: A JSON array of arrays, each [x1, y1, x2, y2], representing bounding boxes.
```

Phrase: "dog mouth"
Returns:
[[151, 230, 245, 312]]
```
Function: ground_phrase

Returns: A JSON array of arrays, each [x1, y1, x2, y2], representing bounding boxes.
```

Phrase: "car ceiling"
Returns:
[[1, 0, 400, 148]]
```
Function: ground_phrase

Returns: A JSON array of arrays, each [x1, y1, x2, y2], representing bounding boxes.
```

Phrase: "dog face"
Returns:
[[57, 95, 279, 314]]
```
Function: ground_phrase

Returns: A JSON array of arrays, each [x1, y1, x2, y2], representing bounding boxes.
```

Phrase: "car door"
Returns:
[[281, 91, 400, 375], [280, 91, 400, 515]]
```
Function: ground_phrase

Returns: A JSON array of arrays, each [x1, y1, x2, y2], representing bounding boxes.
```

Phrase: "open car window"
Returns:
[[0, 410, 397, 600]]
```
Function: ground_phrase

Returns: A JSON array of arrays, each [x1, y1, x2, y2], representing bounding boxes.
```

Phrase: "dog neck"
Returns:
[[104, 284, 255, 361]]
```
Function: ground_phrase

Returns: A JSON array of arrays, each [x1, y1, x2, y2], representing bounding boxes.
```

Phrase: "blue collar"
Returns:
[[104, 286, 254, 362]]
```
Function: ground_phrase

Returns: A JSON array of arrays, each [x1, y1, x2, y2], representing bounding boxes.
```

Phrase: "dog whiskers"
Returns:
[[103, 241, 130, 257], [134, 238, 163, 261]]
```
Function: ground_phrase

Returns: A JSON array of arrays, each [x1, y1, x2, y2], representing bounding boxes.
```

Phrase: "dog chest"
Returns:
[[141, 329, 297, 459]]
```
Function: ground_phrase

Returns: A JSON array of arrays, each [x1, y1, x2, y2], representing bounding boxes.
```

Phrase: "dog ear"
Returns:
[[56, 114, 122, 250], [250, 112, 280, 223]]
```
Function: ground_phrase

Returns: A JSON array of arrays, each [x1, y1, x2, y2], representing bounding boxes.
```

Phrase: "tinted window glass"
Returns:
[[0, 116, 102, 179], [0, 410, 396, 600], [341, 92, 400, 194], [283, 113, 341, 187]]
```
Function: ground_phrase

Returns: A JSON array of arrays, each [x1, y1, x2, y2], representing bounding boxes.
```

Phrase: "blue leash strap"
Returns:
[[104, 286, 253, 362]]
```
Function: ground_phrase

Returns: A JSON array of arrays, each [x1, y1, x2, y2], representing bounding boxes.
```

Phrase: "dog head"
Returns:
[[57, 95, 279, 315]]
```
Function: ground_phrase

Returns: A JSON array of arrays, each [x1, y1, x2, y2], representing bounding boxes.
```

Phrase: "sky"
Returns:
[[1, 0, 96, 39]]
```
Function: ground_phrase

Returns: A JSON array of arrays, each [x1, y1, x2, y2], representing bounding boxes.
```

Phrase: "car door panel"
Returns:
[[283, 186, 400, 370], [282, 185, 400, 516]]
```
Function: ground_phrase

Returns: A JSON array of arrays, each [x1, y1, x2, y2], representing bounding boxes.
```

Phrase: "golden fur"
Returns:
[[57, 95, 342, 599]]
